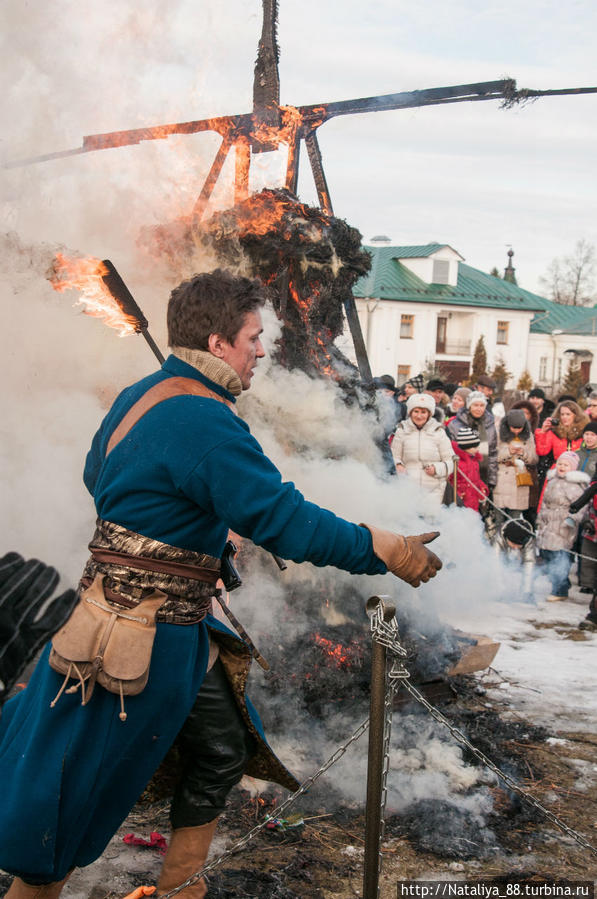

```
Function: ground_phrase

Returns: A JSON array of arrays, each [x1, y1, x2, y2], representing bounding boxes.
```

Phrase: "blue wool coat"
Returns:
[[0, 355, 385, 882]]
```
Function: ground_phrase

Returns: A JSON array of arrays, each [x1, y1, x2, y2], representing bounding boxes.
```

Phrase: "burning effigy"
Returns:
[[2, 2, 597, 896]]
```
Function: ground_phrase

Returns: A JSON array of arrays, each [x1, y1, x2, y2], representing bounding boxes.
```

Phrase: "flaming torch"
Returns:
[[49, 255, 165, 364]]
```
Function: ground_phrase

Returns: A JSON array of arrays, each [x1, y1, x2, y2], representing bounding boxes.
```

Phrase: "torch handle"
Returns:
[[271, 553, 287, 571], [141, 330, 165, 364]]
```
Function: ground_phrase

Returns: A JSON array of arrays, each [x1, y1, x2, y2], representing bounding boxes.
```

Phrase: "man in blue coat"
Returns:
[[0, 269, 441, 898]]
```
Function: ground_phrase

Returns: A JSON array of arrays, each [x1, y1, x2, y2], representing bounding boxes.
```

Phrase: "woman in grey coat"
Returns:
[[447, 391, 498, 489]]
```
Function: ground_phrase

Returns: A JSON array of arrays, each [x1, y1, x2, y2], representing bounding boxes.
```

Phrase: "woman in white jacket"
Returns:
[[391, 393, 454, 507]]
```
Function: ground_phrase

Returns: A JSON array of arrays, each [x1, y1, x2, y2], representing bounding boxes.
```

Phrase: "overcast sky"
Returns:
[[1, 0, 596, 293]]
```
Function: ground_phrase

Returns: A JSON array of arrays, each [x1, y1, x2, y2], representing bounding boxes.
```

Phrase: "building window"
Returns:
[[397, 364, 411, 382], [432, 259, 450, 284], [497, 321, 509, 345], [539, 356, 548, 381], [400, 314, 414, 339], [557, 358, 562, 382]]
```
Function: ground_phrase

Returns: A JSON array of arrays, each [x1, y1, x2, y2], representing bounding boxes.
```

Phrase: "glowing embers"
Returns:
[[48, 253, 138, 337], [312, 633, 365, 672]]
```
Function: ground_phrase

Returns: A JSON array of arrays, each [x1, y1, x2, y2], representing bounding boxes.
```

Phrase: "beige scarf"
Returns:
[[171, 347, 242, 397]]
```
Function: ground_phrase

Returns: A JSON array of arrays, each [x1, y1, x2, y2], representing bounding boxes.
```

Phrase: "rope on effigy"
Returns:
[[455, 464, 597, 567]]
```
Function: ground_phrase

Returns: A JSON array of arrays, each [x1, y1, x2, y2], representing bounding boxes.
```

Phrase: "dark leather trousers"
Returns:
[[170, 658, 256, 828]]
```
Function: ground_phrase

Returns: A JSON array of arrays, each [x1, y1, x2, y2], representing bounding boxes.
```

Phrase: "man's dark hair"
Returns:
[[167, 269, 266, 349]]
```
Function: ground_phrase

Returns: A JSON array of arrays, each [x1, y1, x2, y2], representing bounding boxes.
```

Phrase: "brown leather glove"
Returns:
[[361, 524, 442, 587]]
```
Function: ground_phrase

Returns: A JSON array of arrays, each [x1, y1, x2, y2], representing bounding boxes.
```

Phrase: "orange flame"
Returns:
[[314, 634, 363, 669], [49, 253, 138, 337]]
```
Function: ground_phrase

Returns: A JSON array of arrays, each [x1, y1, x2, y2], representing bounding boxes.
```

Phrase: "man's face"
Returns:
[[477, 384, 493, 399], [584, 430, 597, 449], [404, 383, 416, 397], [428, 389, 444, 404], [215, 310, 265, 390], [588, 398, 597, 420], [529, 395, 544, 412]]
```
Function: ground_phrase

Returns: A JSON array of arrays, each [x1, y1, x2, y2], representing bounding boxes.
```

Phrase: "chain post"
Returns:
[[363, 595, 395, 899]]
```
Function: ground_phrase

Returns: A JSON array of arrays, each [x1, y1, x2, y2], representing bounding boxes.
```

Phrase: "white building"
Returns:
[[345, 242, 597, 393]]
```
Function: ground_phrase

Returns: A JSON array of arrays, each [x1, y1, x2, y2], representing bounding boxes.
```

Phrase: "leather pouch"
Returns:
[[515, 470, 534, 487], [49, 573, 165, 721]]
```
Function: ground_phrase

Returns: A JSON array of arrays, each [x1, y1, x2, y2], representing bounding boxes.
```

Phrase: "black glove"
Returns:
[[0, 552, 78, 704]]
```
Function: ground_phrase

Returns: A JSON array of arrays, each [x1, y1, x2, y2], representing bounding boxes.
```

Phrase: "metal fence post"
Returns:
[[363, 596, 395, 899]]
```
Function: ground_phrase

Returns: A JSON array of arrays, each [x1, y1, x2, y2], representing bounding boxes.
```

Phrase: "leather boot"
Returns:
[[5, 874, 70, 898], [158, 818, 219, 898]]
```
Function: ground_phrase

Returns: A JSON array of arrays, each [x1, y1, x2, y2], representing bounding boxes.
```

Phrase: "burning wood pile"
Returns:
[[148, 187, 371, 383]]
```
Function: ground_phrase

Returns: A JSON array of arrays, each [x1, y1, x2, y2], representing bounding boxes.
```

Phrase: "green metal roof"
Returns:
[[374, 242, 448, 258], [529, 298, 597, 336], [354, 245, 547, 312]]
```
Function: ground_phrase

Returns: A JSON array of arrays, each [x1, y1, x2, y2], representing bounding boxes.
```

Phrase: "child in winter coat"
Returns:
[[494, 409, 537, 522], [449, 427, 488, 512], [391, 393, 454, 508], [575, 421, 597, 480], [536, 451, 590, 601]]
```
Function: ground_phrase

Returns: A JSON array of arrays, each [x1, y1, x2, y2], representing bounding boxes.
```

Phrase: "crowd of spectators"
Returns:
[[372, 372, 597, 631]]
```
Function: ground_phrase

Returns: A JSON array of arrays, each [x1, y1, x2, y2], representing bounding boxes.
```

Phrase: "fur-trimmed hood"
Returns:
[[545, 468, 590, 485]]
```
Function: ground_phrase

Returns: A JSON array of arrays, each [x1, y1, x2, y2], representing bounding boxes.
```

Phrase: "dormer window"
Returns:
[[396, 245, 463, 287], [432, 259, 450, 284]]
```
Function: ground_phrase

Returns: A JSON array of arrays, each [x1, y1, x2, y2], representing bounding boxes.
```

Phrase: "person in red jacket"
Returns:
[[449, 427, 489, 512], [535, 401, 588, 462], [535, 401, 588, 509]]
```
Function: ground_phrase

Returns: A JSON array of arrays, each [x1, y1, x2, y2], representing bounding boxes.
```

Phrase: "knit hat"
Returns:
[[529, 388, 546, 399], [453, 387, 471, 402], [558, 451, 580, 470], [466, 390, 488, 409], [426, 378, 445, 392], [406, 374, 425, 391], [505, 409, 527, 429], [377, 374, 395, 389], [502, 519, 533, 547], [456, 427, 480, 448], [583, 422, 597, 435], [406, 393, 436, 416]]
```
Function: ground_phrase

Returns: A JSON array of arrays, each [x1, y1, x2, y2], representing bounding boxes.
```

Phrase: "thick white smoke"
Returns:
[[0, 0, 533, 850]]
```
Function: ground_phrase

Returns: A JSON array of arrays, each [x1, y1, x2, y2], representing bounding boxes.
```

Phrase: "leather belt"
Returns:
[[90, 548, 221, 584]]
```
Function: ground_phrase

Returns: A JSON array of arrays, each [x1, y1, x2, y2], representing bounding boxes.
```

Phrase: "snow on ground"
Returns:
[[442, 584, 597, 733]]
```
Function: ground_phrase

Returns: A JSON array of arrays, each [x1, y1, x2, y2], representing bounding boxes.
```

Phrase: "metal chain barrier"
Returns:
[[159, 716, 372, 898], [158, 601, 596, 898], [396, 676, 597, 857], [371, 603, 410, 884], [374, 611, 597, 859], [456, 464, 597, 566]]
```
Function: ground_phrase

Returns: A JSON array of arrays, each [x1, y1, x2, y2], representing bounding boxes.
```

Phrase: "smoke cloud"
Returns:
[[0, 0, 536, 855]]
